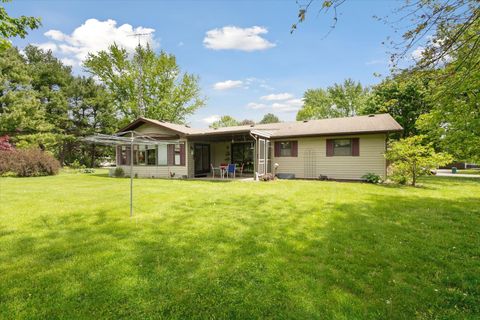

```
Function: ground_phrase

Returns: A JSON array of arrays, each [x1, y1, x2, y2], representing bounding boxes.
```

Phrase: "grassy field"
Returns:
[[457, 169, 480, 175], [0, 171, 479, 319]]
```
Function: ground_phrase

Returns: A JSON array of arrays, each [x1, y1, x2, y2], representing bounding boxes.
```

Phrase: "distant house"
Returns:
[[115, 113, 403, 180]]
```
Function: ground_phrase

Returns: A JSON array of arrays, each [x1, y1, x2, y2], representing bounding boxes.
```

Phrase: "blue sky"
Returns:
[[7, 0, 402, 127]]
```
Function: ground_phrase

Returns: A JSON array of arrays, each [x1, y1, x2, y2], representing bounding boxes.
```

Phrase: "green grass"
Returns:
[[457, 169, 480, 175], [1, 171, 479, 319]]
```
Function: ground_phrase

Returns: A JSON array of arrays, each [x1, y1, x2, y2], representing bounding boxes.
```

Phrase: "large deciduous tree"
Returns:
[[416, 18, 480, 162], [363, 72, 433, 138], [297, 79, 368, 120], [210, 115, 239, 129], [259, 113, 280, 124], [84, 43, 205, 124]]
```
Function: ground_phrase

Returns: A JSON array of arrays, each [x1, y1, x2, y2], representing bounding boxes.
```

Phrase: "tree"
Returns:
[[363, 72, 432, 138], [416, 18, 480, 162], [210, 115, 239, 129], [291, 1, 479, 73], [0, 47, 52, 137], [259, 113, 280, 124], [0, 0, 41, 50], [239, 119, 255, 126], [23, 45, 74, 163], [385, 135, 452, 186], [297, 79, 368, 120], [66, 77, 117, 166], [84, 43, 205, 124]]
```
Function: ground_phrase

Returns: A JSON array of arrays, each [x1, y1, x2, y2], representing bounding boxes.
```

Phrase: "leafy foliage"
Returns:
[[362, 172, 381, 184], [364, 72, 433, 138], [416, 18, 480, 162], [0, 46, 118, 167], [84, 43, 205, 124], [210, 115, 239, 129], [0, 135, 12, 150], [297, 79, 368, 120], [0, 148, 60, 176], [385, 136, 452, 186], [259, 113, 280, 124], [114, 167, 125, 178], [0, 0, 41, 50]]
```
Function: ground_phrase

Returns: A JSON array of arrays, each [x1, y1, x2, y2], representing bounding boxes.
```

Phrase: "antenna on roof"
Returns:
[[128, 31, 153, 117]]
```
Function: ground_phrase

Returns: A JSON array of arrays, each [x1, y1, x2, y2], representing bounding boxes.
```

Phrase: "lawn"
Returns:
[[0, 171, 479, 319], [457, 169, 480, 175]]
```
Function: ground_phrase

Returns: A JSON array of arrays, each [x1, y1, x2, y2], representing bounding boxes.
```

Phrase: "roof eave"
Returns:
[[270, 129, 403, 139]]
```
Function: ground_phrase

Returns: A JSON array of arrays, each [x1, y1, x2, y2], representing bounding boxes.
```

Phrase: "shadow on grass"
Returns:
[[1, 191, 479, 319]]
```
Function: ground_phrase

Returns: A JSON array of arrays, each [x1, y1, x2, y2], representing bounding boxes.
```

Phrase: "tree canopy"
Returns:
[[209, 115, 239, 129], [259, 113, 280, 124], [84, 43, 205, 124], [297, 79, 368, 120]]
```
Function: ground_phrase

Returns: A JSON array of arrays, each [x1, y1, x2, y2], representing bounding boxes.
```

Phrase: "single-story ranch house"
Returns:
[[115, 113, 403, 180]]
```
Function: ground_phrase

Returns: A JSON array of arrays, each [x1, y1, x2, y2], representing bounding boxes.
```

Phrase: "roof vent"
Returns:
[[250, 124, 255, 127], [185, 125, 191, 128], [303, 120, 309, 123], [368, 114, 375, 117]]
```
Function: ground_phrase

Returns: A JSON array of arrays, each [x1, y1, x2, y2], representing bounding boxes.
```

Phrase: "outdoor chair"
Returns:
[[227, 163, 236, 178], [239, 163, 244, 177], [211, 164, 221, 178]]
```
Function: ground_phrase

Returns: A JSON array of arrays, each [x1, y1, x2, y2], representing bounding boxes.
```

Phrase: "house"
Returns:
[[115, 113, 403, 180]]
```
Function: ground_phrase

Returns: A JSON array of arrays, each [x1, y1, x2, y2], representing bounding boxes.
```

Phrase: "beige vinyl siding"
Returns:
[[134, 123, 178, 136], [272, 134, 386, 180]]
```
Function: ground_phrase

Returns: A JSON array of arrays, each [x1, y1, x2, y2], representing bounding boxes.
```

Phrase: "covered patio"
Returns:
[[188, 129, 273, 179]]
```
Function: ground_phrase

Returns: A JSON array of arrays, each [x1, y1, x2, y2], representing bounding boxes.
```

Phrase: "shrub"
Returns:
[[0, 148, 60, 177], [70, 159, 85, 170], [385, 136, 452, 186], [114, 167, 125, 177], [82, 168, 95, 173], [362, 172, 381, 184]]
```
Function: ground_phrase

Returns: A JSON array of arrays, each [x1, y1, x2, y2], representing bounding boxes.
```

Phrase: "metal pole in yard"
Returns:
[[130, 132, 134, 217]]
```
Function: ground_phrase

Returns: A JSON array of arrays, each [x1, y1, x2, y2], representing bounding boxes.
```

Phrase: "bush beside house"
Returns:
[[0, 137, 60, 177]]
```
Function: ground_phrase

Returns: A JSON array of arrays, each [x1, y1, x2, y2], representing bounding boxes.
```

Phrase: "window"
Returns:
[[146, 146, 156, 165], [280, 141, 292, 157], [136, 145, 147, 165], [157, 144, 168, 165], [174, 144, 181, 165], [333, 139, 352, 156], [274, 141, 298, 157]]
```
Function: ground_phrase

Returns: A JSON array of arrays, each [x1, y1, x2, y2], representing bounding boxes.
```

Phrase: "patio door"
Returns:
[[194, 144, 210, 175], [257, 138, 271, 175]]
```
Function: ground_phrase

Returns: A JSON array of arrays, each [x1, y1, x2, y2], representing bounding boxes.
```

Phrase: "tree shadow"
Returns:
[[1, 190, 479, 318]]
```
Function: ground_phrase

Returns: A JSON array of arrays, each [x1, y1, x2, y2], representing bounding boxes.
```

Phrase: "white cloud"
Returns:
[[33, 42, 58, 52], [247, 97, 303, 113], [40, 18, 158, 65], [271, 99, 303, 113], [213, 80, 243, 90], [203, 26, 276, 51], [246, 102, 268, 109], [411, 46, 424, 60], [44, 30, 68, 42], [260, 93, 294, 101], [60, 58, 76, 67], [203, 115, 220, 124]]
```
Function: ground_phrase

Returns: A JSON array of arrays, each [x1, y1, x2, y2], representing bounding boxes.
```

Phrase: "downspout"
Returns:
[[249, 131, 258, 181]]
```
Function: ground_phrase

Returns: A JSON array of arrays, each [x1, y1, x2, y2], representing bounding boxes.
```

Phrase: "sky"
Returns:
[[7, 0, 404, 127]]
